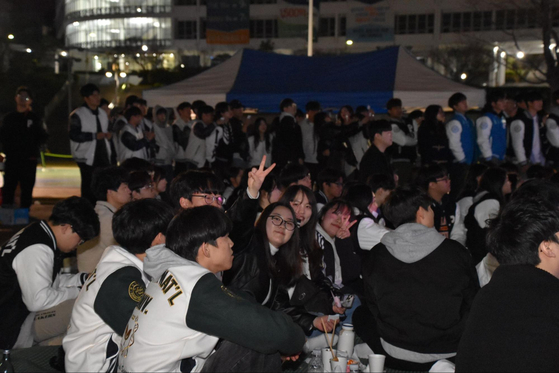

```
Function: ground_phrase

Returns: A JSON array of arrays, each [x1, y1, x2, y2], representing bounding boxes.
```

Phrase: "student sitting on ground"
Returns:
[[456, 182, 559, 372], [354, 187, 479, 371], [64, 199, 174, 372], [0, 197, 99, 350], [118, 206, 306, 372]]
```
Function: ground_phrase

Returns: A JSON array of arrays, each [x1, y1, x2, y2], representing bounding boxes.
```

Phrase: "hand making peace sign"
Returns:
[[247, 156, 276, 198]]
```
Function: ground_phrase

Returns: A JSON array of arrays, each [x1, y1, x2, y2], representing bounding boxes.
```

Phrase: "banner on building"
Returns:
[[347, 0, 394, 42], [278, 0, 319, 39], [206, 0, 250, 45]]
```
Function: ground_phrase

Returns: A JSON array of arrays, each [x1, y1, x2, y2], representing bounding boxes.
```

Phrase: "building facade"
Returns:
[[57, 0, 554, 77]]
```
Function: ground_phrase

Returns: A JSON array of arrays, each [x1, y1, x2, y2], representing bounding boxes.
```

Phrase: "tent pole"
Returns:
[[308, 0, 313, 57]]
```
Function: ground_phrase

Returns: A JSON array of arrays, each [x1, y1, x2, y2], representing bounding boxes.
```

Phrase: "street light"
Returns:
[[105, 71, 113, 78], [516, 51, 525, 59], [141, 45, 148, 52], [60, 51, 68, 57], [119, 72, 127, 78], [7, 34, 14, 40], [500, 51, 506, 58], [26, 48, 32, 53], [346, 40, 354, 46], [460, 73, 467, 80]]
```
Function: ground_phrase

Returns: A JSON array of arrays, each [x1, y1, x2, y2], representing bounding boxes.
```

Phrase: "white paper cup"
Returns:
[[368, 354, 386, 373], [330, 356, 348, 372], [322, 348, 336, 372]]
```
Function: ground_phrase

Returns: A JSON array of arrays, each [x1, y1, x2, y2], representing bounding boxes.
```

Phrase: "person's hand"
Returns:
[[332, 305, 346, 314], [322, 149, 330, 157], [281, 353, 300, 362], [314, 315, 335, 332], [336, 215, 356, 239], [247, 156, 275, 198], [105, 132, 113, 140], [96, 132, 105, 140], [145, 131, 155, 141]]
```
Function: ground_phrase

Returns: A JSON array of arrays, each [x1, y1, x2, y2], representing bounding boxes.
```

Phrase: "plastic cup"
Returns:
[[368, 354, 385, 373], [322, 347, 336, 372], [330, 356, 348, 372]]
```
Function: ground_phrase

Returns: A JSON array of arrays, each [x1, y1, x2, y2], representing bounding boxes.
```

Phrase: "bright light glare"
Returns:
[[460, 73, 467, 80], [60, 51, 68, 57], [108, 102, 115, 109], [26, 48, 32, 53], [94, 55, 99, 60], [154, 21, 160, 27], [89, 32, 96, 38], [346, 40, 354, 46], [136, 53, 140, 57], [119, 72, 127, 78], [136, 7, 142, 12], [105, 72, 113, 78], [141, 45, 148, 52], [73, 22, 79, 26], [516, 51, 525, 59], [181, 64, 185, 68], [551, 44, 557, 50], [493, 46, 499, 53], [500, 51, 506, 58], [7, 34, 14, 40], [170, 53, 174, 58]]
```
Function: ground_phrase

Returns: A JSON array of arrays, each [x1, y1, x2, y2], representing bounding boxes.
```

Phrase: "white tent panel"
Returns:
[[142, 50, 244, 108], [394, 90, 486, 111], [394, 48, 485, 109]]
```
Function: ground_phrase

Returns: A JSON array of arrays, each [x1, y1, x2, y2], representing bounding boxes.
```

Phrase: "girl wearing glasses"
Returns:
[[279, 186, 345, 315]]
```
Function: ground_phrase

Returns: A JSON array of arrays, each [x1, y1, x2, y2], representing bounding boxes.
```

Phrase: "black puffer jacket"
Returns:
[[223, 194, 317, 335]]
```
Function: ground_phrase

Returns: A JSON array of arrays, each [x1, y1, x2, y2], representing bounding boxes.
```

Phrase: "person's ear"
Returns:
[[179, 197, 193, 209], [416, 207, 426, 224], [202, 243, 211, 258], [151, 232, 165, 247], [539, 241, 557, 258], [60, 224, 72, 235], [428, 181, 436, 190]]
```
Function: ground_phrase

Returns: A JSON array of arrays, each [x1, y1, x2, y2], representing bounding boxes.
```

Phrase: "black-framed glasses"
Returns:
[[140, 183, 154, 191], [192, 194, 224, 206], [70, 225, 85, 245], [268, 215, 296, 231], [436, 176, 450, 183]]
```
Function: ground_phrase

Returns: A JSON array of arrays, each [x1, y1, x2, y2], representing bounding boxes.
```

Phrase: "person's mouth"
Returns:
[[331, 224, 341, 229], [274, 230, 285, 236]]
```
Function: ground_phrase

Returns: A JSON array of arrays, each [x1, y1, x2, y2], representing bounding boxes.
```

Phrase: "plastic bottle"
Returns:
[[337, 323, 355, 358], [307, 348, 322, 373], [0, 350, 15, 373]]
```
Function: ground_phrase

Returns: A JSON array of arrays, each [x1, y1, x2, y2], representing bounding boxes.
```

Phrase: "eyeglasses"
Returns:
[[268, 215, 296, 231], [17, 94, 30, 101], [436, 176, 450, 183], [333, 182, 343, 187], [192, 194, 224, 206], [140, 183, 154, 191], [70, 225, 85, 245]]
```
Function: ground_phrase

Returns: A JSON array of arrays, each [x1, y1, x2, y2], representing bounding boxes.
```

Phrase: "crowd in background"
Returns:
[[2, 82, 559, 372]]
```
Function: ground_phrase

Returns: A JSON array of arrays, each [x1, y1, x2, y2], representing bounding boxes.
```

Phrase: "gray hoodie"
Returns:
[[152, 105, 175, 165], [380, 223, 445, 264], [144, 244, 197, 280]]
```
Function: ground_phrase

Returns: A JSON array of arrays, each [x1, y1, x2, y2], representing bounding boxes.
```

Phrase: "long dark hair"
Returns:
[[337, 105, 354, 124], [313, 111, 330, 138], [458, 163, 489, 200], [318, 199, 355, 234], [251, 117, 271, 153], [278, 186, 323, 281], [478, 167, 507, 205], [345, 183, 376, 222], [423, 105, 445, 136], [255, 202, 302, 287]]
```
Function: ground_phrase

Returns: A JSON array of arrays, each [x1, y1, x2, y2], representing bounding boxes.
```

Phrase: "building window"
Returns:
[[319, 17, 336, 37], [176, 20, 197, 39], [175, 0, 196, 5], [250, 19, 277, 38], [338, 16, 346, 36], [200, 18, 206, 39], [394, 13, 435, 34], [442, 11, 494, 33]]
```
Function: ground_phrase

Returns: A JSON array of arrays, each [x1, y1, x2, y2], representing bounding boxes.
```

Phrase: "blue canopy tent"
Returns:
[[143, 47, 485, 113]]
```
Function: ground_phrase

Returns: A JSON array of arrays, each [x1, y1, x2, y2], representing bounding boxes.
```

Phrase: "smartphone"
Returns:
[[341, 294, 354, 308]]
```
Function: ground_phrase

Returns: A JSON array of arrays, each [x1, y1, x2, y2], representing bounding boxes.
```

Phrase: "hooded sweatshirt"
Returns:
[[152, 105, 175, 166], [119, 246, 305, 372], [363, 223, 479, 362]]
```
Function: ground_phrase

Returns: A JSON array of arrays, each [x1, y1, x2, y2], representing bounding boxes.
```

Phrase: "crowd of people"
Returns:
[[1, 83, 559, 372]]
